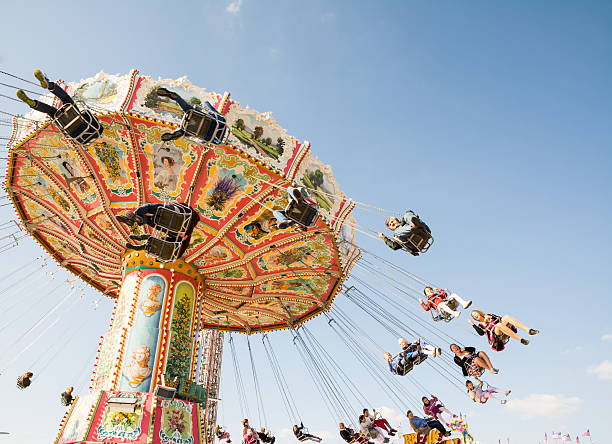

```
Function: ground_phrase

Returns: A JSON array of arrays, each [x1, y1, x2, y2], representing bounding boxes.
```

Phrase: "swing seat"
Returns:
[[16, 379, 30, 389], [284, 199, 319, 228], [54, 104, 103, 144], [181, 107, 227, 143], [146, 237, 181, 262], [154, 206, 189, 233]]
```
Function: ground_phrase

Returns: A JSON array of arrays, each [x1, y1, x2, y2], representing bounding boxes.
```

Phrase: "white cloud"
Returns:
[[320, 12, 336, 23], [601, 333, 612, 342], [506, 394, 583, 420], [375, 405, 406, 430], [226, 0, 243, 15], [587, 360, 612, 380]]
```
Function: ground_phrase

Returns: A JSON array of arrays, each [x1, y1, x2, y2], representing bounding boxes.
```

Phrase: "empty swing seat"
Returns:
[[285, 200, 319, 228], [181, 107, 227, 143], [154, 206, 188, 233], [146, 237, 180, 262], [54, 104, 103, 144]]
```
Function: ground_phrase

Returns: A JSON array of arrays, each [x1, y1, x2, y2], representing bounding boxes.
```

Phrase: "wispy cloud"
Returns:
[[506, 394, 583, 420], [226, 0, 243, 15], [601, 333, 612, 342], [587, 360, 612, 380], [320, 12, 336, 24], [560, 345, 583, 355]]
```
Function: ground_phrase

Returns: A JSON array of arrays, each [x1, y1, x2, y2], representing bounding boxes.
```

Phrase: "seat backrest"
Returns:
[[55, 104, 83, 132], [154, 206, 186, 233], [182, 109, 219, 142], [55, 105, 102, 144], [407, 229, 433, 252], [285, 200, 318, 226], [146, 237, 179, 262]]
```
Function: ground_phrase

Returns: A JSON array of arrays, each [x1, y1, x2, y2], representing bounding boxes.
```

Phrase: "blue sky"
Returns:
[[0, 1, 611, 443]]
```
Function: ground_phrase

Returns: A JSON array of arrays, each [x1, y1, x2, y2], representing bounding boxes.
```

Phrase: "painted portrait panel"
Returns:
[[118, 274, 167, 392]]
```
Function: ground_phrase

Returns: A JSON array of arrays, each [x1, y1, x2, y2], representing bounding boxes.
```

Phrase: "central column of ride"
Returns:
[[55, 250, 208, 444]]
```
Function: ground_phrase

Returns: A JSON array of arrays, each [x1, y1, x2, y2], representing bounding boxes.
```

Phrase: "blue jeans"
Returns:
[[135, 203, 162, 228], [273, 187, 306, 224]]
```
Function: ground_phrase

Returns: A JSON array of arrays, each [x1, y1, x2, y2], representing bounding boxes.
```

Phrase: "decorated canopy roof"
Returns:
[[4, 70, 360, 333]]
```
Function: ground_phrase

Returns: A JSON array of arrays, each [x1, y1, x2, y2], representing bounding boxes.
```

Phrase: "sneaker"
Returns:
[[33, 69, 50, 89], [436, 347, 442, 356], [278, 220, 292, 230], [432, 348, 437, 358], [383, 438, 390, 443], [161, 131, 181, 142], [501, 400, 507, 405], [130, 234, 150, 241], [16, 90, 36, 108], [505, 390, 511, 396], [464, 300, 473, 309], [125, 243, 146, 251], [390, 429, 397, 434], [491, 368, 499, 374], [156, 87, 179, 100], [521, 338, 530, 346], [117, 214, 139, 225], [529, 329, 539, 336]]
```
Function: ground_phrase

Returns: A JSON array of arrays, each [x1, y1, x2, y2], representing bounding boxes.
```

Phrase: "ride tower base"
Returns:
[[55, 251, 209, 444]]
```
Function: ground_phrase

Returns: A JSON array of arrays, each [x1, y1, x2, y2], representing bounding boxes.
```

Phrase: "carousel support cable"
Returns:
[[291, 328, 349, 424], [291, 329, 342, 423], [350, 273, 464, 348], [299, 325, 368, 413], [27, 301, 94, 376], [247, 336, 268, 428], [228, 333, 250, 419], [0, 82, 42, 95], [0, 70, 48, 89], [300, 324, 371, 409], [0, 256, 46, 298], [358, 256, 425, 296], [256, 176, 401, 218], [0, 265, 51, 309], [262, 334, 301, 425], [346, 239, 437, 288], [2, 316, 60, 370], [324, 312, 419, 411], [0, 285, 75, 361], [0, 273, 68, 334], [330, 306, 426, 408]]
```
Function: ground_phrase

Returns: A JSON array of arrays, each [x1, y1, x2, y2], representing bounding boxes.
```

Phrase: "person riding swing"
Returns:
[[16, 70, 103, 144], [117, 202, 200, 262], [155, 87, 227, 144], [378, 210, 432, 256], [273, 187, 320, 230], [419, 287, 472, 321]]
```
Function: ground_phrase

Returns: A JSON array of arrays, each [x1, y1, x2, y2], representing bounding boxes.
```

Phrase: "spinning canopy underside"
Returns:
[[4, 70, 360, 333]]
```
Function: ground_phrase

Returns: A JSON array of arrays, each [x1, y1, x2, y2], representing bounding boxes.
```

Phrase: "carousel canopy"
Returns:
[[4, 70, 360, 333]]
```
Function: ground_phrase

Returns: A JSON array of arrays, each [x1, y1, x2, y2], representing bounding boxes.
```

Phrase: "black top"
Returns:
[[453, 346, 477, 377], [340, 428, 354, 443]]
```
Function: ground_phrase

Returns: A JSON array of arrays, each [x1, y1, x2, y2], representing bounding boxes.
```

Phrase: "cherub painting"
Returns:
[[123, 345, 153, 387], [138, 283, 163, 316]]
